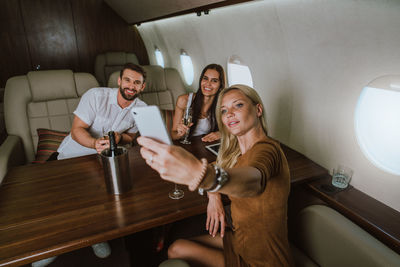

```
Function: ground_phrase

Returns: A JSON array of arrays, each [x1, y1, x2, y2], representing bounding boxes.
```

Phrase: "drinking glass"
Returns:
[[169, 183, 184, 199], [180, 108, 193, 145], [332, 164, 353, 189]]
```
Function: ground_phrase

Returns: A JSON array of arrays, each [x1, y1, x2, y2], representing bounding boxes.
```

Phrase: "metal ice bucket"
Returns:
[[99, 147, 132, 195]]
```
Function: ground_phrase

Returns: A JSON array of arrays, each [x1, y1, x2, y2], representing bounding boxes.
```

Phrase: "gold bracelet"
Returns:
[[188, 158, 208, 191]]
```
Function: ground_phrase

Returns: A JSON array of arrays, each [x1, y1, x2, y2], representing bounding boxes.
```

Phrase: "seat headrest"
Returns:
[[107, 65, 167, 93], [74, 73, 100, 96], [106, 52, 139, 65], [142, 65, 167, 92], [95, 52, 139, 86], [28, 70, 77, 101], [26, 70, 99, 101]]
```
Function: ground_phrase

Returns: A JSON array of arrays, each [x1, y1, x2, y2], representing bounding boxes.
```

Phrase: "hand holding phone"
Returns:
[[131, 106, 172, 145]]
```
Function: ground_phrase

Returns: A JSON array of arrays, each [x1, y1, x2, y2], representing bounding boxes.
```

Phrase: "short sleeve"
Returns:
[[73, 88, 98, 125], [244, 142, 280, 189]]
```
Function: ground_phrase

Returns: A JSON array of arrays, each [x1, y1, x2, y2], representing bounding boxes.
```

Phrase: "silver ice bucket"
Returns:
[[100, 147, 132, 195]]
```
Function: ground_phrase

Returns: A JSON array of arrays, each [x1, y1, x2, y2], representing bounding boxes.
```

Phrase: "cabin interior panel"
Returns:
[[0, 0, 150, 145], [0, 0, 149, 88], [71, 0, 149, 74], [137, 0, 400, 212], [0, 0, 32, 88], [20, 0, 80, 72]]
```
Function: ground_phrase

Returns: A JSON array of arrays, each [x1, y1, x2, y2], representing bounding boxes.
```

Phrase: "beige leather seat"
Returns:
[[158, 259, 190, 267], [293, 205, 400, 267], [95, 52, 139, 86], [108, 65, 186, 111], [0, 70, 98, 182]]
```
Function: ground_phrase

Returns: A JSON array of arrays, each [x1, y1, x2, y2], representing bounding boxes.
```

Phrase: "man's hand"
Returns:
[[95, 137, 109, 154]]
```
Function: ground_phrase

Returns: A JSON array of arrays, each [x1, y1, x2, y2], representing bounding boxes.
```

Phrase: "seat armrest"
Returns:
[[0, 135, 26, 183]]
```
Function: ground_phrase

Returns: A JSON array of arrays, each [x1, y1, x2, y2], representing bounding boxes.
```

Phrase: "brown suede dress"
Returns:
[[223, 137, 293, 267]]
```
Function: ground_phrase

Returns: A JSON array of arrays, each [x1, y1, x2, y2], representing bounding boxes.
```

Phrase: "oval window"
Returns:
[[180, 49, 194, 85], [154, 47, 165, 68], [227, 55, 253, 87], [355, 75, 400, 175]]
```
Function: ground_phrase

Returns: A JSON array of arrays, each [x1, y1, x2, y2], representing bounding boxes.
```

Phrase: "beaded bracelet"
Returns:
[[188, 158, 209, 191]]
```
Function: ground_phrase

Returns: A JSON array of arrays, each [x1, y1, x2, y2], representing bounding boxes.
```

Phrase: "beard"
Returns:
[[119, 86, 139, 101]]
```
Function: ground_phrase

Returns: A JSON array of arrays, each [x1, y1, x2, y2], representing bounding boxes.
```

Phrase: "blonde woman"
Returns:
[[138, 85, 293, 267]]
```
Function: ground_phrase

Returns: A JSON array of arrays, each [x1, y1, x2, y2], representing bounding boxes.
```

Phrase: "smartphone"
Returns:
[[131, 105, 172, 145]]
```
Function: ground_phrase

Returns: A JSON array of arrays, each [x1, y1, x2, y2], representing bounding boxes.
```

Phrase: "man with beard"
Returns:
[[30, 63, 147, 267], [57, 63, 147, 160]]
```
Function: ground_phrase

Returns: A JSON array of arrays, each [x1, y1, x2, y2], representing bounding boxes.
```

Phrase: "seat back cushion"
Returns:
[[4, 70, 98, 163], [295, 205, 400, 267], [108, 65, 178, 110], [164, 68, 187, 107]]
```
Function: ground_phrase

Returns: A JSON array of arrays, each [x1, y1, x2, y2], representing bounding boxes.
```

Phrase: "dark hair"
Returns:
[[190, 64, 226, 137], [120, 63, 146, 82]]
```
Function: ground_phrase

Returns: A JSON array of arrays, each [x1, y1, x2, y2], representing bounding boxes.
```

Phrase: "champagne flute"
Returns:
[[180, 107, 193, 145], [169, 183, 184, 200], [169, 108, 192, 199]]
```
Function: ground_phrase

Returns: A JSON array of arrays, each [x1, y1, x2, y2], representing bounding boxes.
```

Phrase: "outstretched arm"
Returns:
[[137, 136, 264, 198]]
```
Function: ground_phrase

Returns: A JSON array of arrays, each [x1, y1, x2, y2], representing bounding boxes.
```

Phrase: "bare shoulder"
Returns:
[[176, 94, 189, 110]]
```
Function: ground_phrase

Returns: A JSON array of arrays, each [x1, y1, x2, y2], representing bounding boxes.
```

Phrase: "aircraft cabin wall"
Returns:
[[138, 0, 400, 212]]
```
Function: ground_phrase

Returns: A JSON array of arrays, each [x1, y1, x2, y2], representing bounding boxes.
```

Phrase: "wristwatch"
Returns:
[[198, 164, 229, 195]]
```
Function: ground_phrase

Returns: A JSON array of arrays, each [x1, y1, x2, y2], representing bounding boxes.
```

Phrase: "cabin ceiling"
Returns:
[[104, 0, 253, 25]]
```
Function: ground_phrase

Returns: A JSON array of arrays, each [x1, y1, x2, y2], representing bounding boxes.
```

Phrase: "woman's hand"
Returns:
[[202, 131, 221, 142], [137, 136, 203, 185], [175, 122, 193, 139], [206, 192, 225, 237]]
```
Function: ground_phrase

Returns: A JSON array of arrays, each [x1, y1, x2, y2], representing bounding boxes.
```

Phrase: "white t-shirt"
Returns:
[[192, 117, 211, 136], [57, 87, 147, 159]]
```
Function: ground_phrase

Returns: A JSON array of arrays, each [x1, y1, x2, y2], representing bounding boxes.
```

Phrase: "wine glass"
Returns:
[[180, 107, 193, 145], [169, 183, 184, 199]]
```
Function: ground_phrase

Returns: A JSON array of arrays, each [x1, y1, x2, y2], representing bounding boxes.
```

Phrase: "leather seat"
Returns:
[[94, 52, 139, 86], [0, 70, 98, 182], [292, 205, 400, 267]]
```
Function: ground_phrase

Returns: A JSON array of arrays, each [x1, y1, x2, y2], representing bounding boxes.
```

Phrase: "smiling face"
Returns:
[[200, 69, 221, 96], [220, 89, 262, 137], [117, 69, 145, 102]]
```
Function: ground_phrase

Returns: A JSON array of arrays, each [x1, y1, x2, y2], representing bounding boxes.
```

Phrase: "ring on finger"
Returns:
[[149, 154, 153, 164]]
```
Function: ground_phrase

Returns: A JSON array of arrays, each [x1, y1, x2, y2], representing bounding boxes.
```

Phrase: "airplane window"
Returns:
[[180, 49, 194, 85], [154, 47, 164, 68], [355, 75, 400, 175], [227, 55, 253, 87]]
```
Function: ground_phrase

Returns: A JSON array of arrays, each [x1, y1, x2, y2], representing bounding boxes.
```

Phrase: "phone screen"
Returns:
[[131, 106, 172, 145]]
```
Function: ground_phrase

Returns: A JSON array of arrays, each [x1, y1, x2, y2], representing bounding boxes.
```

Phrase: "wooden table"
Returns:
[[0, 138, 327, 266]]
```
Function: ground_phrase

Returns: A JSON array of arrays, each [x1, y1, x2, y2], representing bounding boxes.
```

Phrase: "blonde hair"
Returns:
[[216, 84, 268, 168]]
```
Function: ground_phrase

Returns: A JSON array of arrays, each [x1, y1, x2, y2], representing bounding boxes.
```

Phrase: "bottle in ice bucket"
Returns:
[[108, 131, 117, 157], [100, 131, 132, 194]]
